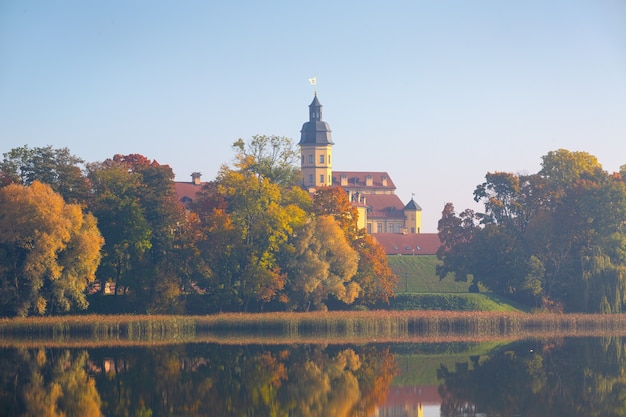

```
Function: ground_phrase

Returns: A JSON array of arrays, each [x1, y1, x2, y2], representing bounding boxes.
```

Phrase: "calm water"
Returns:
[[0, 336, 624, 417]]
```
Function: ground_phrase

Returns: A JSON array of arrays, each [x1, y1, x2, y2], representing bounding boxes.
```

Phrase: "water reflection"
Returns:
[[1, 337, 626, 416], [0, 344, 396, 417], [438, 336, 626, 417]]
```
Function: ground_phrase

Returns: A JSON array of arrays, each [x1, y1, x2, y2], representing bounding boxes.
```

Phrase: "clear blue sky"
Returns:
[[1, 1, 625, 232]]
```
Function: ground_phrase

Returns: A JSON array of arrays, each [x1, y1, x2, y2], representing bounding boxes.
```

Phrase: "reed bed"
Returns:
[[2, 311, 626, 348]]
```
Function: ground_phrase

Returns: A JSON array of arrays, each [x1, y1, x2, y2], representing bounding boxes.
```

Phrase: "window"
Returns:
[[308, 175, 313, 184], [320, 174, 324, 183], [308, 155, 313, 164], [328, 155, 331, 165], [377, 223, 382, 233], [319, 154, 324, 164], [388, 223, 394, 233]]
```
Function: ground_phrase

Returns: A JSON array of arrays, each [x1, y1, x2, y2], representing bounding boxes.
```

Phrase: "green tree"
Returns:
[[0, 145, 91, 204], [87, 160, 152, 298], [232, 135, 301, 187], [436, 203, 480, 284], [87, 154, 191, 312], [438, 149, 626, 312], [0, 181, 103, 316]]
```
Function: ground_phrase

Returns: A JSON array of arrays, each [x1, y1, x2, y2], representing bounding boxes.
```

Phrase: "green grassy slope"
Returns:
[[387, 255, 527, 312], [388, 255, 478, 293]]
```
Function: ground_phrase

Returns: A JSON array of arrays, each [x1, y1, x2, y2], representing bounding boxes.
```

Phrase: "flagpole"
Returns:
[[308, 76, 317, 94]]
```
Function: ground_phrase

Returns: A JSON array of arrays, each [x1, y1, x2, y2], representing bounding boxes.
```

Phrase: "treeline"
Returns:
[[437, 149, 626, 313], [0, 136, 397, 316]]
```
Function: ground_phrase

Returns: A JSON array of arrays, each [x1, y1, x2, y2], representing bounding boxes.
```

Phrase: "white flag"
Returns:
[[308, 77, 317, 85]]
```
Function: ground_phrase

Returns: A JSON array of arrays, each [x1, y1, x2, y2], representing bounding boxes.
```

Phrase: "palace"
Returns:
[[175, 94, 437, 254], [299, 93, 422, 235]]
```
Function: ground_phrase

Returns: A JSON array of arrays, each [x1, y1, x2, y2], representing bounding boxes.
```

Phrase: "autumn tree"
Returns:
[[351, 231, 399, 305], [279, 215, 359, 311], [0, 181, 103, 316], [312, 186, 360, 241], [312, 185, 398, 305], [191, 160, 308, 311]]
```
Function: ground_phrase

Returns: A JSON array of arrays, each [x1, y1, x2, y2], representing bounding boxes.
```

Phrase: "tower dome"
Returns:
[[299, 94, 334, 145]]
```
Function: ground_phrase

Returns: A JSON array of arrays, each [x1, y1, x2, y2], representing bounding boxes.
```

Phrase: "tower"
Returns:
[[299, 94, 333, 191]]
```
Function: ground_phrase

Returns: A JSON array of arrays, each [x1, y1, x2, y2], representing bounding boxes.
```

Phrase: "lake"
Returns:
[[0, 335, 624, 416]]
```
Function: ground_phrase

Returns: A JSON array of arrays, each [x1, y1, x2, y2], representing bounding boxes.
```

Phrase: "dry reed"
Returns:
[[2, 311, 626, 348]]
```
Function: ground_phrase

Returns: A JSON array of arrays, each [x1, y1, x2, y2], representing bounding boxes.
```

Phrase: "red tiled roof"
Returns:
[[332, 171, 396, 190], [373, 233, 441, 255], [361, 194, 406, 219], [174, 182, 204, 204]]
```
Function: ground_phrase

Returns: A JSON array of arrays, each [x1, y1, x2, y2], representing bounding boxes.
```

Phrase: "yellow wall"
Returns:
[[301, 144, 332, 189]]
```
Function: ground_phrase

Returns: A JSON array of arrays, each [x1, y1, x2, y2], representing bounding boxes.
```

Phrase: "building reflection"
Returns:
[[373, 385, 440, 417]]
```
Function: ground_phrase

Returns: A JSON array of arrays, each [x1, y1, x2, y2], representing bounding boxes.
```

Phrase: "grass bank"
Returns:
[[389, 293, 529, 312]]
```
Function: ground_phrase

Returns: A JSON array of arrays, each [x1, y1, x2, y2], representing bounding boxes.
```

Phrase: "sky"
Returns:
[[1, 1, 625, 232]]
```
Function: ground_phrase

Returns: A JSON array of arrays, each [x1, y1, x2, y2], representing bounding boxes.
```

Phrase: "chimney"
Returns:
[[191, 172, 202, 185]]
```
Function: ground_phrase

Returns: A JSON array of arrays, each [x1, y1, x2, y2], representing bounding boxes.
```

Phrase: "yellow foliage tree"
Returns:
[[0, 181, 103, 316]]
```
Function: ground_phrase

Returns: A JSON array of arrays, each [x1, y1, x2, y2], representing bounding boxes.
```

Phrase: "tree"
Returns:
[[473, 172, 547, 233], [311, 185, 398, 305], [192, 163, 308, 311], [87, 160, 152, 297], [312, 186, 360, 241], [436, 203, 480, 283], [0, 145, 91, 204], [351, 231, 398, 305], [0, 181, 103, 316], [232, 135, 301, 187], [280, 215, 359, 311], [438, 149, 626, 312], [87, 154, 192, 312]]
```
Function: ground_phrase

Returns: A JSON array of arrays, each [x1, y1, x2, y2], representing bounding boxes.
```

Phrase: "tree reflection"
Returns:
[[86, 344, 398, 417], [0, 349, 102, 417], [438, 337, 626, 417]]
